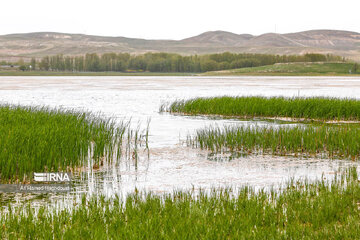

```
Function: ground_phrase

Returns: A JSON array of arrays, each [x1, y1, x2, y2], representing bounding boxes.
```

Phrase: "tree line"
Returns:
[[17, 52, 344, 72]]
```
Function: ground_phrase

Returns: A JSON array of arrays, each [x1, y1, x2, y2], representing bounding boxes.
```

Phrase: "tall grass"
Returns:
[[188, 124, 360, 160], [1, 168, 359, 239], [165, 96, 360, 121], [0, 104, 128, 182]]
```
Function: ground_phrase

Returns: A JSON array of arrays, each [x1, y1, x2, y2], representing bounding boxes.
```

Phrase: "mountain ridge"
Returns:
[[1, 29, 360, 61]]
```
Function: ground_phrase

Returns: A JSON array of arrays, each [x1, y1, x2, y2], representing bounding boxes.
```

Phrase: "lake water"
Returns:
[[0, 76, 359, 206]]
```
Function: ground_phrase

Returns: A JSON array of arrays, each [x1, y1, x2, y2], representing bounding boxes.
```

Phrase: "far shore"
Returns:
[[0, 71, 195, 76], [1, 71, 360, 77]]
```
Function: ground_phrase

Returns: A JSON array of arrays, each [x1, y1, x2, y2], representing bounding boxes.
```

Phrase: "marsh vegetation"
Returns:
[[188, 124, 360, 160], [1, 168, 359, 239], [165, 96, 360, 121], [0, 105, 147, 183], [165, 96, 360, 160]]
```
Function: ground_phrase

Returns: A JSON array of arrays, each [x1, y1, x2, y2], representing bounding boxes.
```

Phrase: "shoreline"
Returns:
[[1, 71, 360, 77], [0, 71, 196, 76]]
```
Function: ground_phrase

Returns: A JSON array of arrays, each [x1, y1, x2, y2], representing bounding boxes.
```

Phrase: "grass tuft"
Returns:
[[188, 124, 360, 160], [166, 96, 360, 121], [0, 104, 128, 182]]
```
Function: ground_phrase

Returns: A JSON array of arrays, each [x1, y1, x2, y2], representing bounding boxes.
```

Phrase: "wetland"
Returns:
[[1, 76, 360, 238]]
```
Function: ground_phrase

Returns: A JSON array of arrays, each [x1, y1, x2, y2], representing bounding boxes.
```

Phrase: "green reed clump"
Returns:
[[166, 96, 360, 121], [0, 104, 127, 182], [188, 124, 360, 160], [1, 168, 359, 239]]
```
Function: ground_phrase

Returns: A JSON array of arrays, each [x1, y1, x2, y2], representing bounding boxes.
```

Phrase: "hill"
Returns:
[[0, 30, 360, 61]]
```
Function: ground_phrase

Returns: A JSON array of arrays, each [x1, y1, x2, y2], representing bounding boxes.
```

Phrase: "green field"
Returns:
[[202, 62, 359, 76], [165, 96, 360, 121], [0, 105, 128, 182], [1, 168, 359, 239]]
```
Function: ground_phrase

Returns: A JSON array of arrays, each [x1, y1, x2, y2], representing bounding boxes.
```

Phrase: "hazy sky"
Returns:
[[1, 0, 359, 39]]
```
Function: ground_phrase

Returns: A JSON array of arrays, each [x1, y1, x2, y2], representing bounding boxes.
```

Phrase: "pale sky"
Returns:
[[1, 0, 359, 40]]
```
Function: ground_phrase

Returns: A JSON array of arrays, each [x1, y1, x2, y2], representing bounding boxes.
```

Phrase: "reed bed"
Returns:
[[1, 168, 359, 239], [0, 104, 130, 182], [188, 124, 360, 160], [165, 96, 360, 121]]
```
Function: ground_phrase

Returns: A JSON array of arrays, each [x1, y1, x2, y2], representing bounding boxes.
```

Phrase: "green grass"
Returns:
[[0, 105, 127, 182], [202, 62, 359, 76], [0, 71, 194, 76], [1, 168, 359, 239], [165, 96, 360, 121], [188, 124, 360, 160]]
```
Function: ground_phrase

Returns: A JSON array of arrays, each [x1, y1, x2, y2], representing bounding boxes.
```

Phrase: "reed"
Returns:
[[1, 168, 359, 239], [166, 96, 360, 121], [188, 124, 360, 160], [0, 104, 128, 182]]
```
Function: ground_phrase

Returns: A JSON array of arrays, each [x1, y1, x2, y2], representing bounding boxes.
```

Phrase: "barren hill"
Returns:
[[1, 30, 360, 61], [181, 31, 253, 45]]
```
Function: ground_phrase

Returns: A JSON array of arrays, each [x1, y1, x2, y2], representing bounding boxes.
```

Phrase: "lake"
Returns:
[[0, 76, 359, 206]]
